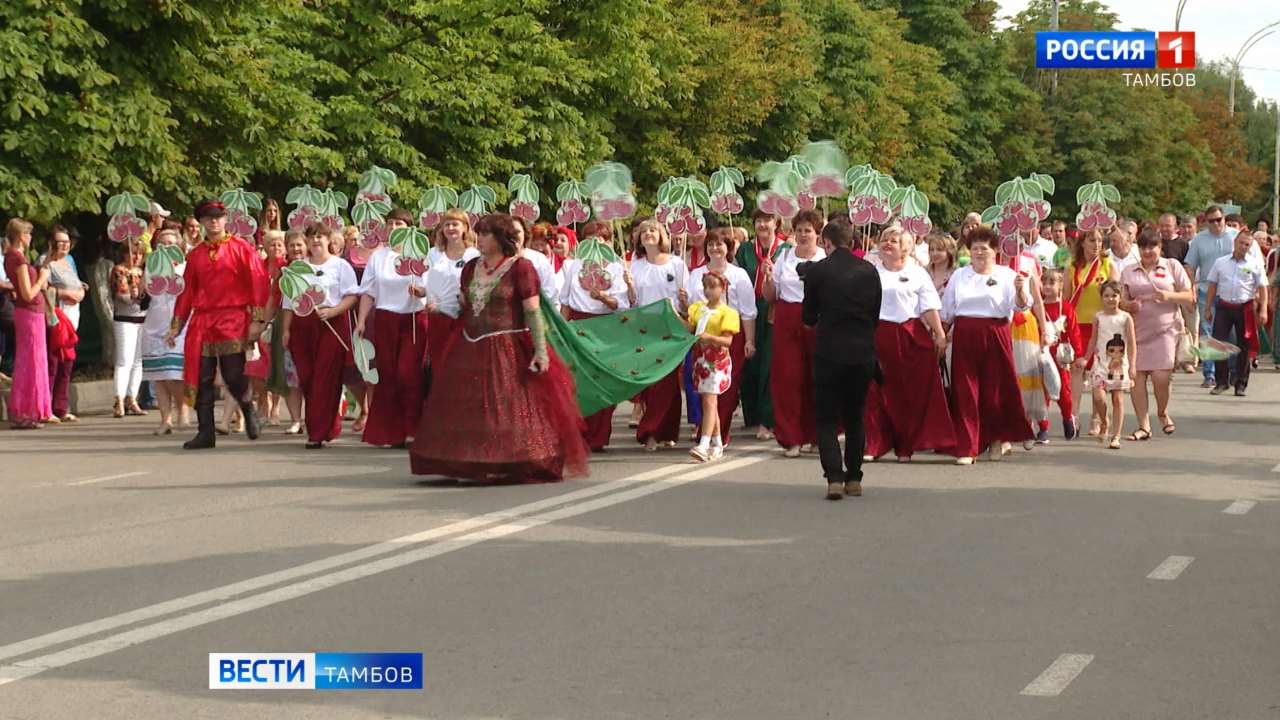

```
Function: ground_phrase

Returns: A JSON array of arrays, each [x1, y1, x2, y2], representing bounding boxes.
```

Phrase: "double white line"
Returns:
[[0, 454, 768, 687]]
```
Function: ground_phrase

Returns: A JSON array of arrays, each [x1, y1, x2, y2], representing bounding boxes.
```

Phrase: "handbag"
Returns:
[[1040, 348, 1062, 401], [1055, 342, 1075, 367], [1175, 333, 1195, 366]]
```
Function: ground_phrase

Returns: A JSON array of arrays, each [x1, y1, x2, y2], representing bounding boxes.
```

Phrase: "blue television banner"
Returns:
[[1036, 31, 1157, 69], [209, 652, 423, 690]]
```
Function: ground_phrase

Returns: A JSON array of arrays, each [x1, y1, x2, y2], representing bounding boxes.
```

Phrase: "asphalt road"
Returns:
[[1, 372, 1277, 719]]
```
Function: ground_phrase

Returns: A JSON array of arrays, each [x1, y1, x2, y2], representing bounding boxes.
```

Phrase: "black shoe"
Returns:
[[305, 441, 324, 449], [1210, 385, 1228, 395], [241, 404, 260, 440], [183, 433, 216, 450]]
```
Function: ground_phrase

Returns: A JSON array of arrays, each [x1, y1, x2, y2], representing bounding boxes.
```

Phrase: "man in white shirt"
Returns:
[[1204, 231, 1269, 396], [1186, 206, 1262, 387], [1108, 226, 1139, 275], [1029, 226, 1060, 269]]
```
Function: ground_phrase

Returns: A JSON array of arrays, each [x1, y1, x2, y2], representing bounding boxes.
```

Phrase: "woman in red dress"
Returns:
[[410, 214, 588, 483]]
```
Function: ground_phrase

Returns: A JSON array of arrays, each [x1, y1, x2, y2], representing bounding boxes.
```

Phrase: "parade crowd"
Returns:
[[1, 199, 1274, 490]]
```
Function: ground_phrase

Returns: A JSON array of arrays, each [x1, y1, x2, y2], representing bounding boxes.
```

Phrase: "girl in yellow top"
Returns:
[[687, 271, 740, 462], [1064, 228, 1118, 435]]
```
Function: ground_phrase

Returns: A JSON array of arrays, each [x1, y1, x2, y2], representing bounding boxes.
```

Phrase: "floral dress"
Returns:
[[688, 301, 740, 395]]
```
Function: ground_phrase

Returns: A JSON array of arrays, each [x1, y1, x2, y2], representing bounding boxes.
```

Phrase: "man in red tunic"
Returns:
[[165, 199, 269, 449]]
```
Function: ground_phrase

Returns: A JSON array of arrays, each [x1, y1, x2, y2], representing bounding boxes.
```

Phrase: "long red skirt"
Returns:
[[409, 330, 588, 482], [426, 311, 463, 370], [770, 301, 817, 448], [565, 307, 616, 450], [362, 309, 429, 446], [863, 319, 956, 459], [948, 316, 1033, 457], [636, 368, 682, 444], [715, 330, 748, 445], [289, 312, 348, 443]]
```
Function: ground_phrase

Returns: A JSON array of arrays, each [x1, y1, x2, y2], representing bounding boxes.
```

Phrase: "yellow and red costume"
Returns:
[[171, 235, 269, 398]]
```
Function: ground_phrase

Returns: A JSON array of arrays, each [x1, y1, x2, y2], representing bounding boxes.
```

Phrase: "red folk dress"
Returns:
[[409, 257, 588, 483], [172, 236, 269, 398]]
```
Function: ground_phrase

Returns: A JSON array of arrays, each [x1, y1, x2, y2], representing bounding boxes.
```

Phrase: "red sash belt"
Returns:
[[1218, 300, 1259, 355]]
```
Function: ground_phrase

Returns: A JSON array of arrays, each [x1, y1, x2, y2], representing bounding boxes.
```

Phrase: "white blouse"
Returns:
[[559, 258, 630, 315], [281, 256, 359, 311], [877, 264, 941, 323], [686, 264, 758, 320], [520, 248, 558, 309], [939, 265, 1022, 323], [630, 255, 689, 308], [771, 245, 826, 303], [358, 246, 427, 315], [425, 246, 480, 319]]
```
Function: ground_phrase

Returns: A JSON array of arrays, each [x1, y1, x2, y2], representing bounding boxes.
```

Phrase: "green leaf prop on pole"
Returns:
[[980, 173, 1056, 258], [507, 173, 541, 223], [105, 192, 150, 243], [585, 161, 638, 254], [279, 260, 349, 351], [845, 165, 898, 244], [355, 165, 397, 205], [352, 165, 398, 249], [389, 226, 431, 345], [555, 179, 591, 230], [352, 331, 378, 384], [755, 159, 807, 220], [709, 166, 746, 224], [542, 300, 697, 417], [219, 187, 264, 239], [143, 244, 186, 296], [417, 184, 458, 231], [458, 184, 497, 225], [1074, 181, 1121, 231], [655, 176, 712, 237], [800, 140, 850, 216], [888, 184, 932, 236]]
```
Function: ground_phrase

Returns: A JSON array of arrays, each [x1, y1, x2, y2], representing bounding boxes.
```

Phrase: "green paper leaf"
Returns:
[[995, 180, 1016, 205], [130, 193, 150, 213], [352, 331, 378, 384], [1102, 185, 1121, 203], [980, 205, 1002, 224], [1031, 172, 1056, 196]]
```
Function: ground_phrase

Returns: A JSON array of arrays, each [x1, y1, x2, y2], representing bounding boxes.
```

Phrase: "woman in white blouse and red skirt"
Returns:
[[424, 209, 480, 369], [280, 222, 361, 449], [560, 220, 630, 451], [354, 208, 428, 448], [863, 227, 955, 462], [683, 227, 756, 446], [628, 219, 689, 450], [764, 210, 825, 457], [940, 227, 1035, 464]]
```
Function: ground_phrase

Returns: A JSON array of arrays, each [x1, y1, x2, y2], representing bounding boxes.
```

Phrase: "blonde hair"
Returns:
[[6, 218, 33, 243], [263, 229, 286, 246], [431, 209, 476, 249], [926, 233, 956, 270], [631, 218, 670, 257]]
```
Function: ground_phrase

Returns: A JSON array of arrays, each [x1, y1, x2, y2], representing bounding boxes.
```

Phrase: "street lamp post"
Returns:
[[1229, 21, 1280, 117]]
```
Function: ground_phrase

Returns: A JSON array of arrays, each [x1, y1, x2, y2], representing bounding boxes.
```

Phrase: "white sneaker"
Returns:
[[955, 457, 975, 466], [690, 445, 710, 463], [709, 446, 724, 462], [784, 446, 801, 458]]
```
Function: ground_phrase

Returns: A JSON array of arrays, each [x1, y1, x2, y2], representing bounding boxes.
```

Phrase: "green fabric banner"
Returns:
[[543, 299, 697, 417]]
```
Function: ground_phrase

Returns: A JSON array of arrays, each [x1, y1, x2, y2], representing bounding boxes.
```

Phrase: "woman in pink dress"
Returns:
[[410, 214, 588, 483], [4, 218, 52, 429], [1120, 228, 1194, 439]]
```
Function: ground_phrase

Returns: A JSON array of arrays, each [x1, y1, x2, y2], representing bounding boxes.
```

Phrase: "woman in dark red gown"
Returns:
[[409, 214, 589, 483]]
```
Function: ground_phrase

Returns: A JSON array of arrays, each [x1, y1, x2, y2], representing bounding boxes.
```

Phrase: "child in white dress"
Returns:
[[1089, 281, 1136, 449]]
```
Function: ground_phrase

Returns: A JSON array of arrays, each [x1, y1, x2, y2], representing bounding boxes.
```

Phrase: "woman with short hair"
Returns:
[[44, 225, 85, 422]]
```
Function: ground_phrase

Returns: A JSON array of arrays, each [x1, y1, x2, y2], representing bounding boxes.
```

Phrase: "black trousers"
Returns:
[[813, 356, 875, 483], [196, 353, 251, 427], [1212, 301, 1251, 391]]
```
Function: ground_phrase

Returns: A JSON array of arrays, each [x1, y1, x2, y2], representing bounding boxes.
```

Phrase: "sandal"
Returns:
[[1160, 416, 1176, 435], [1127, 428, 1151, 442], [1108, 436, 1121, 449]]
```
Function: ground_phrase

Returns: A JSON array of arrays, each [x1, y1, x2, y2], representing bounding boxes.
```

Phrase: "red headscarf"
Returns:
[[553, 226, 578, 272]]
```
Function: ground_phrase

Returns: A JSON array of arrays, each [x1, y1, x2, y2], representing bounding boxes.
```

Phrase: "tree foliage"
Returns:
[[0, 0, 1274, 233]]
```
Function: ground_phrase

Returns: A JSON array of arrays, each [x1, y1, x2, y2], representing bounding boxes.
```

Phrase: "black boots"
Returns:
[[183, 389, 216, 450], [240, 401, 260, 440]]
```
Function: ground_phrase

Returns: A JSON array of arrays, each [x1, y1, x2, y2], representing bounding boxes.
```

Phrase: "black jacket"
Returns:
[[801, 248, 881, 364]]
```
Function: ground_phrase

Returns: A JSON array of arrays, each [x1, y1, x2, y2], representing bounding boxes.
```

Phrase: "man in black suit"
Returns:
[[801, 220, 881, 501]]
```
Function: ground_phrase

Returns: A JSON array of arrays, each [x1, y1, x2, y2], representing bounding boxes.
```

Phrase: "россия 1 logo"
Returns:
[[1036, 31, 1196, 87]]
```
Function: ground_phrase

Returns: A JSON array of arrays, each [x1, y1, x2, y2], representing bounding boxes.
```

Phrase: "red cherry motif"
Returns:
[[1000, 236, 1022, 257], [759, 191, 798, 219], [295, 294, 315, 316], [146, 276, 167, 295], [509, 200, 539, 223], [394, 256, 413, 276], [578, 260, 612, 292], [901, 216, 932, 235], [288, 207, 317, 230], [419, 211, 442, 230], [797, 192, 817, 211], [808, 176, 844, 197], [322, 215, 343, 231], [686, 213, 706, 235], [411, 258, 427, 275], [359, 220, 386, 249], [169, 276, 185, 295], [356, 191, 389, 204]]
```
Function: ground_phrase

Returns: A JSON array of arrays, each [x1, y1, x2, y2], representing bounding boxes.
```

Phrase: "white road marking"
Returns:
[[1223, 500, 1257, 515], [1020, 653, 1094, 697], [1271, 463, 1280, 473], [1146, 555, 1195, 581], [0, 455, 767, 686], [66, 471, 150, 487], [0, 465, 692, 664]]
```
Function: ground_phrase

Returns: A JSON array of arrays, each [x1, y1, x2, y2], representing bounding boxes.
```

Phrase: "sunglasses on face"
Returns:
[[1207, 217, 1224, 224]]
